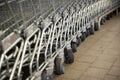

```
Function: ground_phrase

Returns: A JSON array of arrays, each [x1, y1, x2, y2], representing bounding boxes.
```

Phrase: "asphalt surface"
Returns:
[[55, 14, 120, 80]]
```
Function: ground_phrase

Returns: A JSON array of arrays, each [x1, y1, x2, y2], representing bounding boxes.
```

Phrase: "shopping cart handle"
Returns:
[[14, 29, 26, 39]]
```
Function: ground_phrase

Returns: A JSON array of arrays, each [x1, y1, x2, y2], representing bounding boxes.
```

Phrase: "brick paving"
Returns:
[[55, 14, 120, 80]]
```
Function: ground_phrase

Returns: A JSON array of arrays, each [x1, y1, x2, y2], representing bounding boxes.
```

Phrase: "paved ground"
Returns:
[[55, 14, 120, 80]]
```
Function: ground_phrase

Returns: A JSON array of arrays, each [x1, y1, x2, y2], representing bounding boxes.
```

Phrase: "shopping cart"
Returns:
[[0, 32, 24, 80]]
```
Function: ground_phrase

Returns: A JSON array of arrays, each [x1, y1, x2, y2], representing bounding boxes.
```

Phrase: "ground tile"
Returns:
[[91, 60, 113, 69], [84, 67, 108, 78], [108, 66, 120, 76]]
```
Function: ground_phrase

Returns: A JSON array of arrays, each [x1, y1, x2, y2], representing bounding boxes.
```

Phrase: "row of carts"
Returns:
[[0, 0, 120, 80]]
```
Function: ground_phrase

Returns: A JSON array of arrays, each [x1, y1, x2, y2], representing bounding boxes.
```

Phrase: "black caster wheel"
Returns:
[[42, 70, 54, 80], [106, 15, 111, 20], [90, 25, 95, 34], [81, 32, 86, 41], [55, 58, 65, 75], [64, 48, 74, 64], [76, 37, 81, 46], [71, 42, 77, 52], [94, 22, 100, 31], [100, 18, 105, 25], [86, 29, 90, 37]]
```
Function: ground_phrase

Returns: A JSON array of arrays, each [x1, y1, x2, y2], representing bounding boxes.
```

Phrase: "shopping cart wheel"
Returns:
[[81, 32, 86, 41], [41, 70, 54, 80], [103, 17, 106, 23], [76, 37, 81, 46], [90, 26, 95, 34], [71, 42, 77, 52], [64, 48, 74, 64], [55, 58, 65, 75], [106, 14, 111, 20], [100, 18, 105, 25], [86, 29, 90, 37], [109, 13, 113, 18], [94, 22, 100, 31]]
